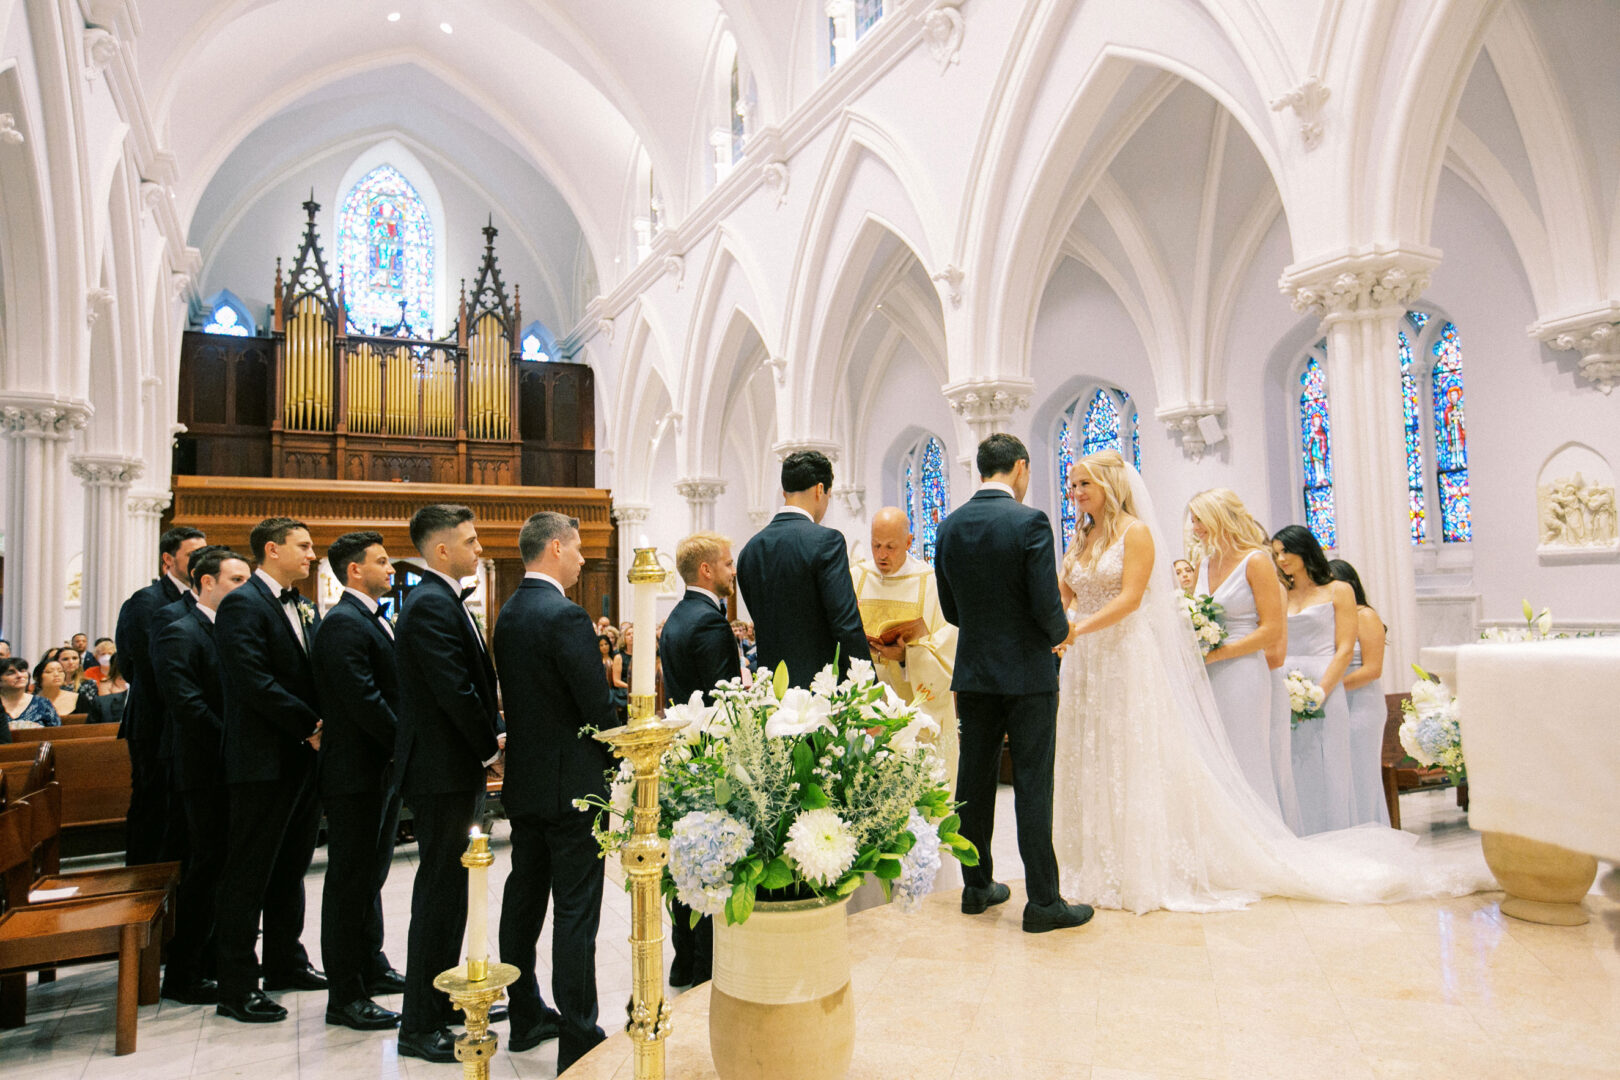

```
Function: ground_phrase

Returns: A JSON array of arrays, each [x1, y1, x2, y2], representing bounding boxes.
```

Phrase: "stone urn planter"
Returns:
[[709, 895, 854, 1080], [1481, 830, 1599, 926]]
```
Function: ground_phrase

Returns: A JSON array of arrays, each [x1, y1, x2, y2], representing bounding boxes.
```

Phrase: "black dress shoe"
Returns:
[[1022, 899, 1095, 934], [367, 968, 407, 996], [326, 998, 401, 1031], [217, 990, 289, 1023], [161, 976, 219, 1005], [961, 881, 1012, 914], [488, 1004, 508, 1023], [509, 1011, 562, 1053], [263, 965, 328, 991], [397, 1027, 458, 1063]]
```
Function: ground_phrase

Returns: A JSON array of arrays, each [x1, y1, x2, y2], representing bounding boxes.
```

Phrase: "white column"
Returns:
[[69, 454, 144, 639], [611, 501, 650, 623], [1282, 253, 1434, 687], [674, 478, 725, 534], [0, 396, 92, 657], [126, 490, 172, 597], [944, 378, 1034, 488]]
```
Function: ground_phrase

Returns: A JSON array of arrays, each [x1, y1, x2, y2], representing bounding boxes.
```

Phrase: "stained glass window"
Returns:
[[521, 335, 546, 362], [1056, 410, 1078, 552], [203, 305, 250, 336], [1120, 390, 1142, 470], [901, 436, 950, 564], [856, 0, 884, 36], [1298, 354, 1336, 549], [337, 164, 435, 336], [1431, 321, 1471, 542], [1081, 389, 1121, 456], [1398, 329, 1426, 543]]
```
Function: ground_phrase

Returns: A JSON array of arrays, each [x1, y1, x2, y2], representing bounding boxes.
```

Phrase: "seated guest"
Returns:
[[2, 657, 57, 732], [85, 654, 129, 727], [0, 639, 10, 658], [82, 636, 115, 680], [31, 654, 79, 721], [55, 645, 99, 710], [1329, 559, 1391, 827], [599, 634, 628, 713]]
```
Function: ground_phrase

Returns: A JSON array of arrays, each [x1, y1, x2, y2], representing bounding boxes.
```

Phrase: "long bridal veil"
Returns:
[[1089, 463, 1491, 909]]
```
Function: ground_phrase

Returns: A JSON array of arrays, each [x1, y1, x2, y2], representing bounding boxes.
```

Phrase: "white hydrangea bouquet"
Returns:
[[1180, 593, 1228, 655], [581, 657, 976, 926], [1398, 665, 1465, 785], [1284, 669, 1326, 728]]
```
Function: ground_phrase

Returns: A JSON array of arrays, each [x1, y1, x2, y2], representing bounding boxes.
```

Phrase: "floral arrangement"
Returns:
[[1480, 599, 1559, 643], [1284, 669, 1326, 728], [582, 658, 976, 925], [1180, 593, 1228, 655], [1399, 665, 1465, 785]]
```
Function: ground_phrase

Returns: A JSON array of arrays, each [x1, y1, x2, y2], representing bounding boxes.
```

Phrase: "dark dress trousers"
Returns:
[[151, 596, 199, 864], [114, 574, 183, 864], [657, 589, 742, 983], [494, 577, 616, 1071], [933, 488, 1071, 907], [735, 511, 868, 688], [213, 575, 324, 999], [153, 605, 230, 986], [394, 571, 501, 1035], [311, 592, 404, 1008]]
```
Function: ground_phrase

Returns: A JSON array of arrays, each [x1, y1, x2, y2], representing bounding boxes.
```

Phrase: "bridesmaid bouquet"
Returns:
[[1398, 666, 1465, 784], [1283, 669, 1326, 728], [1180, 593, 1228, 655], [579, 658, 976, 925]]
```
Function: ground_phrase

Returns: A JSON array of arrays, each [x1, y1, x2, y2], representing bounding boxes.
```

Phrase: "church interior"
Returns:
[[1, 1, 1617, 1078]]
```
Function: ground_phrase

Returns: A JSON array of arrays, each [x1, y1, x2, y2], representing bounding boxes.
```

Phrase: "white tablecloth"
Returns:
[[1455, 639, 1620, 862]]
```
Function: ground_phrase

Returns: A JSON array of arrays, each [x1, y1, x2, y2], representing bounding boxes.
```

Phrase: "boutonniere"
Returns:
[[297, 600, 316, 627]]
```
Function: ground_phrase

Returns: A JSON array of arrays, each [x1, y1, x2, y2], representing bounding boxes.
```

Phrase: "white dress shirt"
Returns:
[[426, 566, 484, 648], [256, 568, 307, 650], [195, 603, 217, 624], [166, 572, 194, 597], [685, 584, 724, 612], [778, 504, 814, 521], [524, 570, 567, 595], [980, 481, 1017, 498], [345, 586, 393, 639]]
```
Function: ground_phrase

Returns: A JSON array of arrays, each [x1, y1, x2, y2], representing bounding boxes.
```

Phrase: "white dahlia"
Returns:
[[784, 807, 859, 886]]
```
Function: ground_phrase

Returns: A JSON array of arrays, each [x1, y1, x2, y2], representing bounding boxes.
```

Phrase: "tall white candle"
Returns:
[[632, 536, 656, 698], [465, 826, 488, 971]]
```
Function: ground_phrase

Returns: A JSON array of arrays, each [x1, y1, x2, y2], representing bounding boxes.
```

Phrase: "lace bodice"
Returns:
[[1065, 537, 1126, 616]]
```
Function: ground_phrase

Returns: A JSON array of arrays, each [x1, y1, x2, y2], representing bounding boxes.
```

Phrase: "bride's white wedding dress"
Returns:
[[1052, 470, 1490, 914]]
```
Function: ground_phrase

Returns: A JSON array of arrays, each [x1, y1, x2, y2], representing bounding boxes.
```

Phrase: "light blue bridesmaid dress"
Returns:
[[1269, 666, 1303, 833], [1343, 641, 1392, 826], [1284, 604, 1355, 835], [1197, 552, 1282, 818]]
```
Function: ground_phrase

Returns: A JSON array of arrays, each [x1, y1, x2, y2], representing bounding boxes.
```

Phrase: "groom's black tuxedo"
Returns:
[[736, 511, 869, 687], [934, 487, 1070, 908]]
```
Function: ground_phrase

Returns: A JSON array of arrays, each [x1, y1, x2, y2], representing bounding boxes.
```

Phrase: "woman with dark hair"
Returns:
[[2, 656, 59, 733], [85, 652, 130, 727], [599, 633, 629, 714], [1271, 526, 1357, 834], [53, 645, 99, 711], [31, 653, 79, 722], [1329, 559, 1390, 827]]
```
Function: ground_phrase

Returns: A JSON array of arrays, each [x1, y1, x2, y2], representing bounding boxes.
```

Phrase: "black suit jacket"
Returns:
[[735, 512, 868, 688], [395, 571, 501, 797], [934, 489, 1070, 695], [150, 596, 197, 761], [113, 575, 183, 743], [312, 592, 401, 797], [659, 591, 742, 707], [153, 606, 225, 793], [215, 575, 322, 784], [492, 578, 616, 820]]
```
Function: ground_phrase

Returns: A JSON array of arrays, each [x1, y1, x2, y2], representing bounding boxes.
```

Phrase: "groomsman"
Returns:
[[658, 531, 742, 986], [116, 525, 206, 864], [153, 546, 251, 1004], [395, 505, 503, 1063], [934, 434, 1093, 934], [494, 512, 614, 1071], [736, 450, 868, 687], [311, 531, 407, 1031], [214, 517, 328, 1023]]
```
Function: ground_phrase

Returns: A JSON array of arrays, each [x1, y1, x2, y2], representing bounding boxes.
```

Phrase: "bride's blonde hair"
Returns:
[[1064, 448, 1138, 572], [1185, 488, 1271, 564]]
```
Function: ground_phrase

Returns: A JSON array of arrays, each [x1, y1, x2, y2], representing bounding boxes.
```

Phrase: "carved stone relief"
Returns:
[[1536, 443, 1618, 562]]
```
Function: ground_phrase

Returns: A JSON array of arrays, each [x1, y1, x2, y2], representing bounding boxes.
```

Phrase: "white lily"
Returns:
[[765, 687, 834, 737], [666, 690, 721, 743]]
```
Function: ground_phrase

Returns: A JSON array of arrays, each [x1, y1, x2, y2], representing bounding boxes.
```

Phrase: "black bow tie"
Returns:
[[366, 604, 391, 621], [459, 586, 476, 602], [278, 588, 299, 605]]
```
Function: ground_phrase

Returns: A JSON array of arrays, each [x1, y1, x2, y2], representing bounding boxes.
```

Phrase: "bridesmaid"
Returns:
[[1186, 490, 1286, 818], [1263, 584, 1303, 834], [1271, 526, 1357, 835], [1329, 559, 1391, 827]]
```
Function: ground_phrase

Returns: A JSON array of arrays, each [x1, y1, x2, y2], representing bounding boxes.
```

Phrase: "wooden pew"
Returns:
[[1380, 692, 1466, 830], [9, 725, 130, 833]]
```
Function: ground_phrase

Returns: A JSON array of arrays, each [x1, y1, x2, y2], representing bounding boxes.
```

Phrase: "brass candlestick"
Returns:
[[594, 545, 683, 1080], [435, 832, 519, 1080]]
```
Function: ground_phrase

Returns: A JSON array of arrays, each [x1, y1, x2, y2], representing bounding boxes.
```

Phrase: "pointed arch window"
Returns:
[[1430, 321, 1471, 542], [901, 435, 950, 564], [519, 320, 557, 363], [1398, 327, 1426, 543], [1056, 387, 1141, 551], [1298, 353, 1337, 549], [202, 301, 253, 337], [337, 165, 435, 336]]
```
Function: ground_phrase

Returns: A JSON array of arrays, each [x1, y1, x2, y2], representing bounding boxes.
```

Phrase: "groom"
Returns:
[[934, 434, 1093, 934]]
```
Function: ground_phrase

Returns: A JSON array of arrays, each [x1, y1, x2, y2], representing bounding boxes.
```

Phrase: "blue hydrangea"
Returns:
[[890, 810, 942, 912], [1414, 712, 1458, 763], [668, 809, 753, 917]]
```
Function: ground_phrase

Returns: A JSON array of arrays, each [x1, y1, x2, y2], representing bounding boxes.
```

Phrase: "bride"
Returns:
[[1052, 449, 1488, 913]]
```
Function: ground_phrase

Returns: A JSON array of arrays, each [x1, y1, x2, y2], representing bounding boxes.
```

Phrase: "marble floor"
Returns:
[[3, 789, 1617, 1080]]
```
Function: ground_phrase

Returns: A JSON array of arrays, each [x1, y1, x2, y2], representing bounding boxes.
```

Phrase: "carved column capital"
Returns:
[[611, 502, 651, 527], [69, 453, 143, 487], [0, 394, 93, 440], [1279, 249, 1437, 322], [674, 478, 726, 506], [747, 509, 774, 529], [1155, 404, 1226, 462], [127, 490, 173, 518], [943, 378, 1033, 437], [1532, 308, 1620, 394], [771, 439, 840, 462], [832, 484, 867, 517]]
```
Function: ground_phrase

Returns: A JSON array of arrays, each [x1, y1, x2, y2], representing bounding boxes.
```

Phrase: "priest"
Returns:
[[851, 507, 959, 788]]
